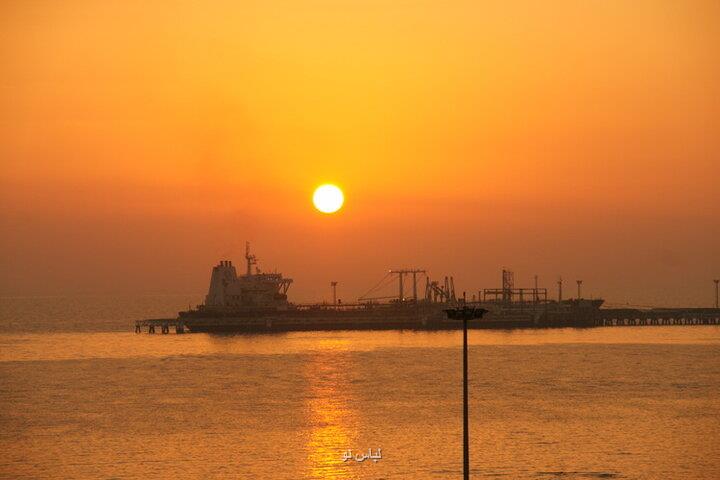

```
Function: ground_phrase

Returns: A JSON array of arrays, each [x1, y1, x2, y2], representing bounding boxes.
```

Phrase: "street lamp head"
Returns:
[[444, 306, 489, 320]]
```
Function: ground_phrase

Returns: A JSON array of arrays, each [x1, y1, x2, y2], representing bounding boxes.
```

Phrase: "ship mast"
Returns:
[[245, 241, 257, 276]]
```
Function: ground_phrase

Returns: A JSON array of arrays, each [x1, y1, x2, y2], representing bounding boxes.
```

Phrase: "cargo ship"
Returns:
[[166, 244, 604, 333]]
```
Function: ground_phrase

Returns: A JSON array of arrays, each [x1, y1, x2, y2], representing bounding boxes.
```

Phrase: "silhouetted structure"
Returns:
[[558, 277, 563, 302], [134, 246, 720, 333], [387, 269, 426, 302]]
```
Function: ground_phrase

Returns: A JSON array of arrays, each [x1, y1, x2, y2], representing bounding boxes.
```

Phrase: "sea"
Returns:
[[1, 295, 719, 479]]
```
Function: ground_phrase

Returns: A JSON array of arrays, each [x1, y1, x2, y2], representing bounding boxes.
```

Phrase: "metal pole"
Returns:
[[413, 271, 418, 302], [715, 280, 719, 309], [445, 306, 486, 480], [463, 315, 469, 480]]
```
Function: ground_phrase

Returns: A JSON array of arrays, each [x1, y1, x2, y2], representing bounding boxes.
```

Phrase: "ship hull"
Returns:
[[184, 319, 540, 333], [179, 307, 553, 333], [176, 299, 604, 333]]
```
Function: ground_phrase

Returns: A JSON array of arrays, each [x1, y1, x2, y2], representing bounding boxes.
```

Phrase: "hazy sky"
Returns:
[[1, 0, 719, 306]]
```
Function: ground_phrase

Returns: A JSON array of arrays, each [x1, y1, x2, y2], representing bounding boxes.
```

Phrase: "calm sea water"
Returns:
[[1, 296, 719, 479]]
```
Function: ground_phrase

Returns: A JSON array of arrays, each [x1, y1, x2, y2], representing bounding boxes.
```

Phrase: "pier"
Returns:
[[135, 318, 185, 334]]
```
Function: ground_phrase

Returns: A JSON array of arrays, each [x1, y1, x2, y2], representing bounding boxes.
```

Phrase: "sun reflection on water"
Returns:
[[303, 339, 358, 479]]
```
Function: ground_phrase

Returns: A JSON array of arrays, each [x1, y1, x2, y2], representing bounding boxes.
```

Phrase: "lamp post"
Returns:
[[444, 306, 488, 480]]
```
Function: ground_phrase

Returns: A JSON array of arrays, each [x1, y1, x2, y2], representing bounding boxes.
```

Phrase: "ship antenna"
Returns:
[[245, 241, 257, 276]]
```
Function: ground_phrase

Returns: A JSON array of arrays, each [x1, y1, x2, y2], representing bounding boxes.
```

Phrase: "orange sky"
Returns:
[[1, 0, 719, 306]]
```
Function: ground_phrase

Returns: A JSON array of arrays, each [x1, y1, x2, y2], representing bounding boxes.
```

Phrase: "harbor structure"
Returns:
[[135, 245, 720, 333]]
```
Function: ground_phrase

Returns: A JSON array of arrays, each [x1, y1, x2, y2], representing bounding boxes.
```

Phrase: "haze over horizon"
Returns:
[[1, 0, 719, 307]]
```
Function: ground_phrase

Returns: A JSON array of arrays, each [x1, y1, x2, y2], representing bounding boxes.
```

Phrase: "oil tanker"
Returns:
[[162, 244, 604, 333]]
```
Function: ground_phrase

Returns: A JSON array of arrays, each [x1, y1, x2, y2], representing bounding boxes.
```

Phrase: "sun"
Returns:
[[313, 184, 344, 214]]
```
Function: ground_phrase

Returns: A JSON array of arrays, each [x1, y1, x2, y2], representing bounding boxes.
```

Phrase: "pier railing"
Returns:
[[595, 308, 720, 327]]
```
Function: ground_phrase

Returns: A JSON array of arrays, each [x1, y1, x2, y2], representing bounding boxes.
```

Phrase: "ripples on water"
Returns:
[[0, 296, 719, 479]]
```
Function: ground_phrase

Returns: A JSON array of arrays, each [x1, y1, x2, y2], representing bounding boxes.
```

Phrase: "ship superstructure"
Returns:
[[204, 243, 292, 310]]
